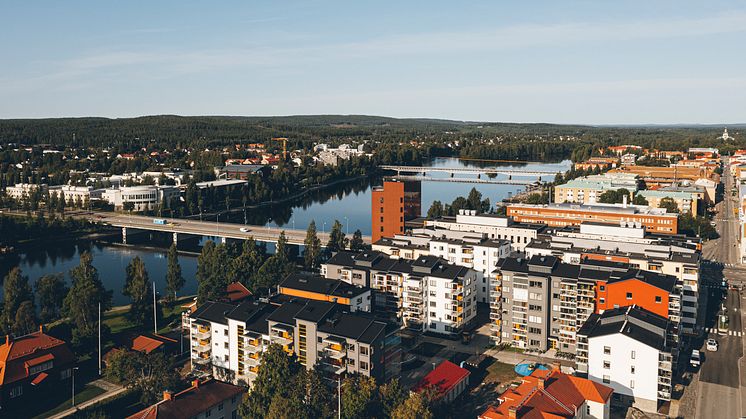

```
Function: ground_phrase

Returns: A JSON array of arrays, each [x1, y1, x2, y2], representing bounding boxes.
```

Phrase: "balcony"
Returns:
[[193, 343, 211, 354], [270, 324, 294, 345], [192, 324, 211, 339], [244, 352, 261, 366], [192, 352, 211, 364]]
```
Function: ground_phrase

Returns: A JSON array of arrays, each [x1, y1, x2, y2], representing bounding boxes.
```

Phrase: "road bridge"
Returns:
[[390, 175, 538, 185], [84, 212, 371, 246], [379, 165, 562, 177]]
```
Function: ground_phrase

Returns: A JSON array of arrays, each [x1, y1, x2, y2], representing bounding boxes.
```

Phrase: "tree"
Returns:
[[2, 267, 33, 334], [304, 221, 322, 270], [294, 369, 334, 418], [240, 343, 302, 419], [598, 188, 630, 204], [229, 238, 263, 287], [196, 241, 231, 304], [350, 229, 366, 252], [35, 273, 69, 323], [341, 375, 377, 419], [266, 395, 306, 418], [164, 243, 184, 304], [391, 392, 433, 419], [14, 300, 37, 336], [123, 256, 156, 327], [632, 194, 649, 205], [658, 197, 679, 213], [327, 220, 347, 252], [378, 378, 407, 418], [466, 187, 483, 211], [254, 234, 296, 293], [426, 201, 444, 219], [63, 252, 113, 349], [105, 350, 180, 405]]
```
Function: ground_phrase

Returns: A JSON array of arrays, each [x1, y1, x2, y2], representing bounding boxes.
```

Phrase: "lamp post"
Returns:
[[323, 221, 327, 234], [71, 366, 80, 407]]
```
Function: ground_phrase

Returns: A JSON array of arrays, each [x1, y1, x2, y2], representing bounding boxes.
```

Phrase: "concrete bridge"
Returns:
[[379, 165, 562, 178], [390, 175, 539, 185], [85, 212, 371, 246]]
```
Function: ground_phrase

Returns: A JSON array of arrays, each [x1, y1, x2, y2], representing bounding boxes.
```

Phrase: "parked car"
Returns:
[[690, 349, 701, 368], [706, 339, 719, 352]]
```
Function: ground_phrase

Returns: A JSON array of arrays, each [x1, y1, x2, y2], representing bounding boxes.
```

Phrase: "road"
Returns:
[[695, 157, 745, 419]]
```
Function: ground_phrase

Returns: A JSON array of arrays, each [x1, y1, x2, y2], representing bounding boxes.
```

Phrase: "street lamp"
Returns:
[[344, 216, 349, 235], [323, 221, 327, 234], [71, 366, 80, 407]]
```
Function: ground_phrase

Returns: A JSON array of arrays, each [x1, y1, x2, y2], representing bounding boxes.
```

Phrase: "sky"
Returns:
[[1, 1, 745, 124]]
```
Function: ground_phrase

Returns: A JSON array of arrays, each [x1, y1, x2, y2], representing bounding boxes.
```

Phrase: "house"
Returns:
[[131, 334, 179, 355], [0, 329, 76, 410], [479, 367, 612, 419], [127, 378, 244, 419], [413, 360, 470, 403]]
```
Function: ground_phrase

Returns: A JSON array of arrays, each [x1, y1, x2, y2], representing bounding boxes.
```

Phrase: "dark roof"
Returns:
[[326, 251, 469, 280], [225, 300, 265, 322], [578, 305, 670, 350], [317, 313, 386, 344], [190, 301, 236, 325], [266, 300, 306, 325], [280, 273, 369, 299], [127, 379, 244, 419], [294, 300, 336, 323]]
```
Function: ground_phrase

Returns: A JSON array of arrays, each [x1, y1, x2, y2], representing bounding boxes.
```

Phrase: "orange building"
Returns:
[[371, 180, 421, 242], [506, 203, 678, 234], [609, 165, 717, 183], [595, 274, 676, 319]]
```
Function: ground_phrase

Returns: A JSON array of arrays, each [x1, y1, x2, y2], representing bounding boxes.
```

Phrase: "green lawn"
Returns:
[[103, 295, 194, 335], [30, 384, 106, 419]]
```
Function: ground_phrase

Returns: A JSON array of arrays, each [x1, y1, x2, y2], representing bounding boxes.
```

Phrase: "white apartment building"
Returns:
[[322, 251, 478, 335], [524, 222, 702, 336], [4, 183, 47, 200], [577, 306, 674, 413], [48, 185, 103, 206], [101, 185, 180, 211], [424, 210, 546, 252]]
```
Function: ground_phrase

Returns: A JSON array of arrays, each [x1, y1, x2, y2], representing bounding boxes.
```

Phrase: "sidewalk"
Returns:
[[47, 379, 125, 419]]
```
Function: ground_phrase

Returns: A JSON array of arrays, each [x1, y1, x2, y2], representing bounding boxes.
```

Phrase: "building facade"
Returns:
[[424, 210, 546, 251], [101, 185, 180, 211]]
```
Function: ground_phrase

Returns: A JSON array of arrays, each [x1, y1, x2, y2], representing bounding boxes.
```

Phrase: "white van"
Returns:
[[690, 349, 701, 368]]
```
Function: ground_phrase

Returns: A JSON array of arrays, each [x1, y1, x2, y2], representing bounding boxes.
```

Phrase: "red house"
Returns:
[[413, 360, 470, 403]]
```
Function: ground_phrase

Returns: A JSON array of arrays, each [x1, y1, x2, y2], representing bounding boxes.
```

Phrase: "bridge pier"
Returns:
[[220, 236, 227, 244], [173, 232, 178, 245], [122, 227, 127, 244]]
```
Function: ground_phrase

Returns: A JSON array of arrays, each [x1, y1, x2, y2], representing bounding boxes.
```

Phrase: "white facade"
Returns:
[[48, 185, 101, 205], [587, 333, 664, 412], [401, 269, 478, 334], [101, 185, 180, 211], [4, 183, 46, 200], [425, 211, 541, 251]]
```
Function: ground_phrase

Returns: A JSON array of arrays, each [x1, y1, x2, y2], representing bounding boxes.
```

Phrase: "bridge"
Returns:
[[379, 165, 563, 178], [390, 175, 539, 185], [84, 212, 371, 246]]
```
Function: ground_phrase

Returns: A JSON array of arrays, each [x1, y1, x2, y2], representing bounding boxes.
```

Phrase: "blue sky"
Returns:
[[2, 1, 745, 124]]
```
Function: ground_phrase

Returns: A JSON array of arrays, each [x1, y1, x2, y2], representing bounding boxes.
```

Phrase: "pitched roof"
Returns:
[[413, 360, 470, 399], [131, 335, 177, 354], [226, 282, 252, 303], [478, 368, 612, 419], [127, 379, 244, 419], [0, 330, 75, 386]]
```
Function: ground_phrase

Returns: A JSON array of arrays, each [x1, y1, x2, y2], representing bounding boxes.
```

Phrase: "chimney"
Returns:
[[4, 335, 9, 345], [622, 194, 628, 208], [163, 390, 173, 401], [508, 406, 518, 419], [537, 377, 545, 390], [39, 324, 44, 334], [192, 379, 200, 388]]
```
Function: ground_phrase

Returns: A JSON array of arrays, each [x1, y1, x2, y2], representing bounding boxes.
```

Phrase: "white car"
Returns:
[[690, 349, 701, 368], [706, 339, 719, 352], [239, 227, 250, 233]]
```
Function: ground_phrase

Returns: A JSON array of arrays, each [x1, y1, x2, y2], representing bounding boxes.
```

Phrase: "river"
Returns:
[[1, 158, 570, 305]]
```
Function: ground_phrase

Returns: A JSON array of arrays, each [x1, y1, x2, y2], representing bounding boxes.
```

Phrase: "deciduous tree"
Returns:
[[35, 273, 68, 323], [2, 267, 33, 333]]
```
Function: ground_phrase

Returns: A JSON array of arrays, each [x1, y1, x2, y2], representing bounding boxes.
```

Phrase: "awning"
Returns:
[[30, 372, 48, 386]]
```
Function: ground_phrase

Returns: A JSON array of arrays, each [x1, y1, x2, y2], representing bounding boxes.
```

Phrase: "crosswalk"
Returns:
[[704, 327, 743, 336]]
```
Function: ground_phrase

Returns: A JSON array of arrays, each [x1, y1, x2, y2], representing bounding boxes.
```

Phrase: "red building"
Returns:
[[414, 360, 470, 403], [371, 180, 421, 242], [0, 328, 75, 410], [595, 274, 677, 319]]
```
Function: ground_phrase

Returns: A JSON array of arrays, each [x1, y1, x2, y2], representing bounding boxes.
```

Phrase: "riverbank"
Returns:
[[186, 173, 371, 219]]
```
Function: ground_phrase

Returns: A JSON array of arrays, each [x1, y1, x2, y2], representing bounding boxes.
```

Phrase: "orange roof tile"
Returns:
[[413, 360, 470, 399], [0, 330, 75, 386]]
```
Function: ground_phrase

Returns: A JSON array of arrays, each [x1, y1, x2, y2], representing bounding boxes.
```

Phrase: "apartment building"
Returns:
[[278, 273, 372, 312], [322, 251, 478, 335], [189, 299, 394, 386], [48, 185, 103, 206], [506, 202, 678, 235], [524, 222, 701, 336], [577, 306, 674, 412], [554, 173, 639, 204], [372, 230, 511, 303], [635, 190, 700, 215], [424, 210, 546, 251], [492, 255, 681, 356], [371, 180, 421, 242], [4, 183, 47, 200]]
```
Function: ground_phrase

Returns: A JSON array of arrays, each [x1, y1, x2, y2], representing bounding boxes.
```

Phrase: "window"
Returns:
[[10, 385, 23, 398], [604, 346, 611, 355], [206, 409, 212, 417], [224, 355, 229, 362], [603, 361, 610, 369], [232, 396, 237, 404], [630, 380, 635, 389], [348, 359, 355, 366], [360, 346, 368, 355], [360, 361, 369, 370], [599, 298, 605, 304], [630, 365, 635, 374], [626, 292, 632, 300], [224, 342, 229, 349], [631, 350, 636, 359], [599, 285, 605, 291], [429, 323, 436, 329], [429, 302, 436, 307], [232, 411, 238, 419], [602, 375, 610, 384], [655, 296, 662, 303], [61, 368, 72, 380], [219, 403, 224, 411], [528, 316, 542, 324], [430, 311, 437, 318]]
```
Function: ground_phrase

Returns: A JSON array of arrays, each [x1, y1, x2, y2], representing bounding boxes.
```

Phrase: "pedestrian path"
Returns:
[[704, 327, 743, 336]]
